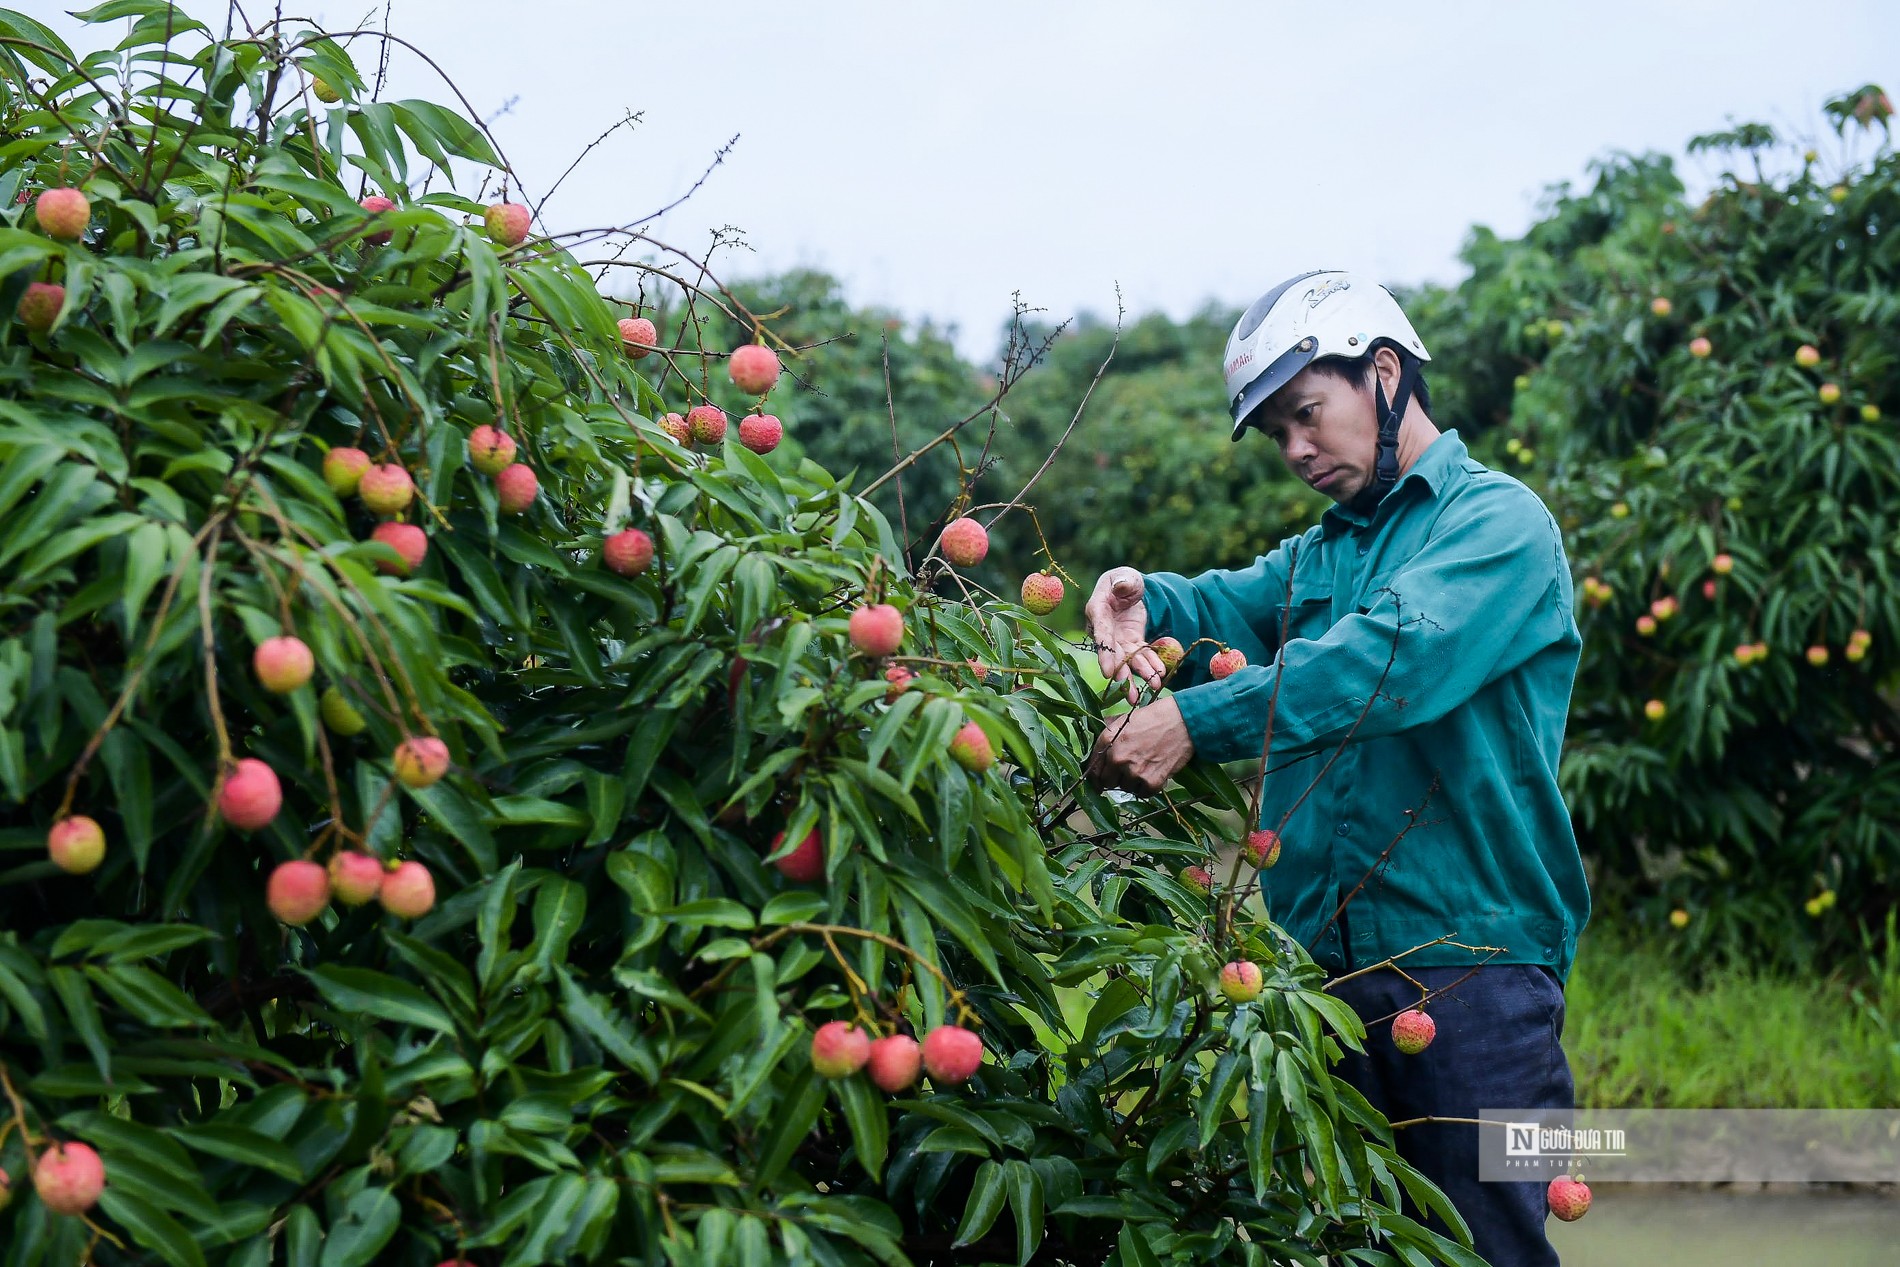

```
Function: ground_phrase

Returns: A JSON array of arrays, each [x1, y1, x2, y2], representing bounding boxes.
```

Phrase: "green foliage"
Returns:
[[0, 8, 1479, 1265]]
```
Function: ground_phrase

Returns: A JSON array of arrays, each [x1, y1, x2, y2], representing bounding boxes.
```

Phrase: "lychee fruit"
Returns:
[[848, 603, 904, 657], [686, 405, 727, 445], [866, 1033, 923, 1092], [1179, 865, 1214, 898], [1151, 636, 1185, 673], [1635, 615, 1657, 637], [729, 344, 782, 395], [949, 721, 994, 773], [357, 464, 414, 516], [370, 521, 428, 575], [218, 758, 283, 831], [657, 412, 690, 444], [266, 859, 331, 926], [1243, 828, 1281, 869], [1546, 1175, 1592, 1222], [966, 659, 989, 682], [311, 76, 340, 103], [0, 1166, 9, 1211], [46, 815, 106, 875], [1391, 1009, 1436, 1054], [1711, 553, 1733, 575], [379, 859, 436, 918], [16, 281, 64, 334], [810, 1021, 872, 1078], [1795, 344, 1821, 368], [1218, 961, 1263, 1004], [1644, 699, 1667, 721], [921, 1024, 983, 1084], [1650, 596, 1678, 621], [1806, 644, 1829, 667], [254, 636, 315, 694], [328, 850, 384, 906], [323, 446, 371, 495], [603, 528, 655, 577], [358, 194, 395, 245], [768, 828, 824, 883], [883, 664, 916, 703], [393, 735, 450, 788], [1862, 404, 1882, 423], [1669, 907, 1691, 928], [1020, 572, 1064, 616], [466, 425, 516, 475], [483, 201, 531, 247], [32, 1141, 104, 1216], [1688, 336, 1712, 359], [34, 188, 90, 241], [1819, 383, 1842, 405], [495, 463, 538, 514], [938, 517, 989, 568], [1648, 296, 1671, 317], [1208, 648, 1247, 679], [320, 686, 368, 735], [1701, 579, 1717, 600], [737, 413, 782, 454], [617, 316, 657, 358]]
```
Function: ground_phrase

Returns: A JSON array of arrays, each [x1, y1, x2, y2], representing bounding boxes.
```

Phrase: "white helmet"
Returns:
[[1222, 270, 1430, 442]]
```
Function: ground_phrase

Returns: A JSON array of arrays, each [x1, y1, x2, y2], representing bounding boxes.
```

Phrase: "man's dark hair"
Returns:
[[1310, 338, 1432, 413]]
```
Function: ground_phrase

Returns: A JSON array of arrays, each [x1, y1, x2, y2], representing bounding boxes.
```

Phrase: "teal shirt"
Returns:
[[1144, 431, 1590, 981]]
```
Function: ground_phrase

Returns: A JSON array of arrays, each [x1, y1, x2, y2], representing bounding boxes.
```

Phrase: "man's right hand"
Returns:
[[1087, 567, 1165, 704]]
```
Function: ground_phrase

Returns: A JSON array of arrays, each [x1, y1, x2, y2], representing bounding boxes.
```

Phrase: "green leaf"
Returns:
[[953, 1158, 1007, 1247], [305, 965, 456, 1034], [174, 1122, 304, 1180], [97, 1188, 207, 1267], [317, 1187, 400, 1267], [1003, 1158, 1044, 1265], [835, 1076, 888, 1182]]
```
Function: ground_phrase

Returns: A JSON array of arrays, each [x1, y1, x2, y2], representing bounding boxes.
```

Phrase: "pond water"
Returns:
[[1547, 1186, 1900, 1266]]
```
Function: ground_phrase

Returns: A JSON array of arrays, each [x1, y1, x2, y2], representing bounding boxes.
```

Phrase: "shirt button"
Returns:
[[1335, 822, 1350, 836], [1357, 542, 1370, 556], [1543, 947, 1556, 961]]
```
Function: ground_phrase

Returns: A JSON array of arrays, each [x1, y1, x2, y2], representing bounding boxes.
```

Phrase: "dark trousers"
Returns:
[[1329, 962, 1574, 1267]]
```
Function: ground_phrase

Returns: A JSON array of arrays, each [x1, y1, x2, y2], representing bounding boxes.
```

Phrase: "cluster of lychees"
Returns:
[[809, 1019, 984, 1092]]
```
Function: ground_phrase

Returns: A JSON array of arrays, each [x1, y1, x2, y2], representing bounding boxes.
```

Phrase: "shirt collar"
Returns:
[[1321, 429, 1467, 534]]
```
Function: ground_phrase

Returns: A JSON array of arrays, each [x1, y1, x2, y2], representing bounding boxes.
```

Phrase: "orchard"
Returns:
[[0, 8, 1491, 1267]]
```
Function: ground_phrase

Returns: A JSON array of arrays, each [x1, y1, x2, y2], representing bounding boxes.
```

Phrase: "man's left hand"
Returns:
[[1087, 697, 1195, 795]]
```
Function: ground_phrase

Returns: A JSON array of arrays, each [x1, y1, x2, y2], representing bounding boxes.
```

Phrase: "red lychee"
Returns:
[[1209, 648, 1247, 679], [867, 1033, 923, 1092], [328, 850, 385, 906], [848, 603, 904, 657], [483, 201, 530, 247], [657, 411, 690, 444], [379, 859, 436, 918], [603, 528, 655, 577], [1648, 296, 1671, 317], [1807, 644, 1829, 667], [1179, 865, 1214, 898], [495, 463, 538, 514], [810, 1021, 872, 1078], [1244, 828, 1281, 869], [393, 735, 450, 788], [1688, 336, 1712, 359], [729, 343, 782, 395], [16, 281, 63, 334], [254, 636, 314, 694], [267, 859, 331, 926], [938, 517, 989, 568], [686, 404, 727, 445], [34, 188, 90, 241], [617, 316, 658, 358], [768, 828, 824, 883], [371, 521, 428, 575], [1391, 1009, 1436, 1054], [218, 758, 283, 831], [32, 1141, 104, 1216], [737, 412, 782, 454], [921, 1024, 983, 1084], [359, 194, 395, 245], [883, 664, 916, 703], [1218, 960, 1263, 1004], [1020, 572, 1064, 616], [357, 463, 415, 516], [323, 446, 371, 495], [949, 721, 994, 773], [1546, 1175, 1592, 1222], [47, 815, 105, 875], [466, 425, 516, 476]]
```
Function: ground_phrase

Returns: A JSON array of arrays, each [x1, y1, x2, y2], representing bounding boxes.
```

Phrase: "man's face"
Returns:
[[1249, 359, 1385, 504]]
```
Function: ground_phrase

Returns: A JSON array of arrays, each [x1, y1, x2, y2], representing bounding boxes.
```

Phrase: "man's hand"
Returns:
[[1087, 567, 1164, 705], [1087, 697, 1195, 796]]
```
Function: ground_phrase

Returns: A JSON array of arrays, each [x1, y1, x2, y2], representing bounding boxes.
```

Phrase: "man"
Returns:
[[1084, 271, 1589, 1266]]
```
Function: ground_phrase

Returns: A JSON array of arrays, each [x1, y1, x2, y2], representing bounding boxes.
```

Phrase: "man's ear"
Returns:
[[1373, 345, 1403, 399]]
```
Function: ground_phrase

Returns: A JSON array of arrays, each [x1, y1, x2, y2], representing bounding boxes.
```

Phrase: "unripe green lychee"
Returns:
[[603, 528, 655, 577], [1862, 404, 1883, 423], [1151, 636, 1185, 673], [1218, 960, 1263, 1004], [1391, 1008, 1435, 1054], [921, 1024, 983, 1084], [737, 412, 782, 454], [767, 828, 824, 882], [686, 405, 727, 445], [47, 815, 106, 875], [32, 1141, 104, 1216], [939, 517, 989, 567], [1795, 344, 1821, 368], [358, 464, 414, 516], [370, 521, 428, 575], [328, 850, 384, 906], [34, 188, 90, 241], [218, 758, 282, 831], [323, 447, 371, 495], [1644, 699, 1667, 721], [16, 281, 64, 334], [867, 1033, 922, 1092], [1020, 571, 1064, 616], [729, 343, 782, 395], [320, 686, 368, 735], [948, 721, 994, 773], [393, 735, 450, 788], [495, 462, 538, 514], [378, 859, 435, 917], [483, 201, 530, 247], [358, 194, 395, 245], [1208, 647, 1247, 679], [267, 859, 330, 926], [848, 603, 904, 656], [810, 1021, 872, 1078], [1244, 828, 1281, 869], [466, 425, 516, 475], [311, 76, 340, 103], [618, 316, 657, 358]]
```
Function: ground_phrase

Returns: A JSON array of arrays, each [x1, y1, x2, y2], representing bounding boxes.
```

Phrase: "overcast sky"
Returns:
[[47, 2, 1900, 362]]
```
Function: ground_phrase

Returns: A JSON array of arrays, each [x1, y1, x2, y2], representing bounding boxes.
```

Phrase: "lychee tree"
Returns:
[[0, 7, 1485, 1266]]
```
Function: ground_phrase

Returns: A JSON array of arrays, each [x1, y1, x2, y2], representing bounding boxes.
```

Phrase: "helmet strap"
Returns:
[[1352, 354, 1419, 515]]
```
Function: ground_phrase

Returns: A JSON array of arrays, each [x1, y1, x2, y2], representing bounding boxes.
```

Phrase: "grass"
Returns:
[[1567, 918, 1900, 1108]]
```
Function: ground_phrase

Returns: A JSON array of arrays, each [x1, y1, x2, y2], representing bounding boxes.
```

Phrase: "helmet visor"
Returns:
[[1230, 338, 1319, 441]]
